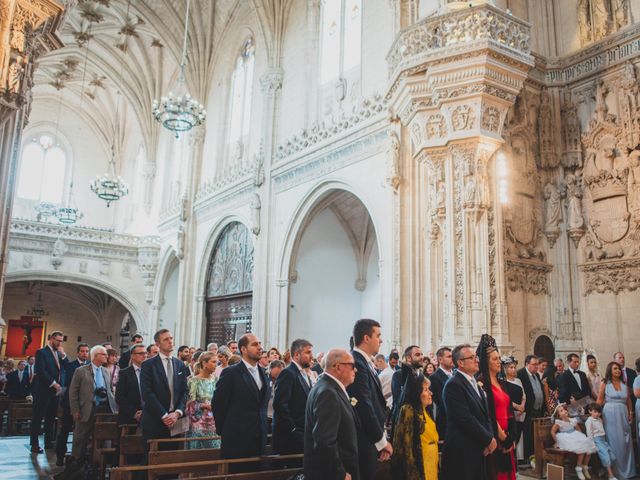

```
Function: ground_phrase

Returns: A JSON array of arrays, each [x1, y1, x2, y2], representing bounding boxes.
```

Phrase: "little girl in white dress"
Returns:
[[551, 404, 597, 480]]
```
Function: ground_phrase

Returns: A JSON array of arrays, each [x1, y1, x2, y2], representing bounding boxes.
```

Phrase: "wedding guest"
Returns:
[[267, 359, 285, 425], [375, 354, 395, 409], [105, 348, 120, 391], [429, 346, 454, 438], [267, 347, 282, 362], [424, 362, 435, 375], [118, 334, 143, 368], [538, 358, 548, 379], [551, 404, 596, 480], [186, 352, 220, 449], [517, 355, 545, 461], [597, 361, 636, 479], [503, 356, 526, 462], [634, 357, 640, 461], [586, 354, 603, 400], [206, 343, 218, 354], [146, 343, 159, 358], [214, 346, 232, 378], [392, 373, 438, 479]]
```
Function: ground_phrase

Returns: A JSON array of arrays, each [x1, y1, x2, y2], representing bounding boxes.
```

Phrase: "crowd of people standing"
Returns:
[[3, 321, 639, 480]]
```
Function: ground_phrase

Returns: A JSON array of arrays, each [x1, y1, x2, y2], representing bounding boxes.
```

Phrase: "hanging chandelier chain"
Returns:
[[179, 0, 191, 73]]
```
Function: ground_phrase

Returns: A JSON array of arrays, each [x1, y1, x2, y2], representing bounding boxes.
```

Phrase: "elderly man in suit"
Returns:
[[118, 334, 143, 369], [6, 359, 30, 400], [30, 330, 69, 454], [116, 343, 147, 426], [441, 344, 496, 480], [517, 354, 546, 461], [557, 353, 592, 404], [140, 329, 189, 448], [273, 338, 314, 455], [213, 333, 270, 466], [347, 319, 392, 480], [56, 343, 90, 466], [66, 345, 117, 469], [304, 348, 360, 480]]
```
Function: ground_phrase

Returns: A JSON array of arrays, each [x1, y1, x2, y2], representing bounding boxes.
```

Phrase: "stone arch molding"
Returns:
[[278, 179, 383, 289], [5, 270, 149, 337]]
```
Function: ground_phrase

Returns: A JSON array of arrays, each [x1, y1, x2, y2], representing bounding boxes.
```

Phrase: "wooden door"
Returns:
[[205, 293, 252, 345]]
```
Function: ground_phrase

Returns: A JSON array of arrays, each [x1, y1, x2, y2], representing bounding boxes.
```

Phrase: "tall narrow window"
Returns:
[[16, 134, 67, 203], [228, 37, 255, 152], [320, 0, 362, 85]]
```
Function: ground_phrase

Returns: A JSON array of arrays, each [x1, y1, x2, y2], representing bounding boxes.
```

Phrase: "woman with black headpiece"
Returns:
[[476, 334, 516, 480], [391, 373, 439, 480]]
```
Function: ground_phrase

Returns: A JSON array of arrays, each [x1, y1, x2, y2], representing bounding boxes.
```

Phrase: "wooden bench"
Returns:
[[92, 420, 119, 478], [533, 416, 576, 478], [110, 454, 304, 480], [148, 435, 221, 452], [119, 425, 144, 467], [8, 401, 32, 434], [187, 469, 303, 479]]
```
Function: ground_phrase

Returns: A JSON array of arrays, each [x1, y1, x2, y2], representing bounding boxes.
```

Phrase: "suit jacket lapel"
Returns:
[[239, 361, 260, 401], [354, 351, 385, 405], [457, 372, 487, 415], [295, 365, 311, 395], [155, 356, 170, 392], [328, 376, 360, 429]]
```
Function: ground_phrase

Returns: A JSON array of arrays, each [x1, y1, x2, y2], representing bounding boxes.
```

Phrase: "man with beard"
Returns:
[[213, 334, 270, 466], [347, 319, 392, 480], [273, 339, 314, 455], [390, 345, 424, 427]]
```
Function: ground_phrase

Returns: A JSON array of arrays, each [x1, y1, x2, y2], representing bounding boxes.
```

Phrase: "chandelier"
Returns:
[[90, 149, 129, 207], [35, 202, 58, 221], [58, 178, 84, 223], [27, 286, 49, 321], [152, 0, 206, 138]]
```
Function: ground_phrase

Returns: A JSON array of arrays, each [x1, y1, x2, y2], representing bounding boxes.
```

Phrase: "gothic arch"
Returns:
[[5, 270, 148, 335], [151, 247, 180, 330]]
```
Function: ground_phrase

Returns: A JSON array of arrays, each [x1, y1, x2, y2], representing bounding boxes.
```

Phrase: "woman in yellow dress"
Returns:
[[392, 373, 439, 480]]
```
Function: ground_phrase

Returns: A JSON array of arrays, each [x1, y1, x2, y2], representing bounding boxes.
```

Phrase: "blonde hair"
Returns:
[[195, 351, 216, 376]]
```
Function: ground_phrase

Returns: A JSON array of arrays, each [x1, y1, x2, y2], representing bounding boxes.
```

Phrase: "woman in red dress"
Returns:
[[477, 334, 516, 480]]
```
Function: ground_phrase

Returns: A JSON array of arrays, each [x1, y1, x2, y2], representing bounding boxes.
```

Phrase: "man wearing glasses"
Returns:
[[304, 349, 359, 480], [116, 343, 148, 426], [441, 344, 496, 480]]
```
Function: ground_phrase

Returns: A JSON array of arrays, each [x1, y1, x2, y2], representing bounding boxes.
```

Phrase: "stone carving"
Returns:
[[251, 194, 261, 236], [253, 142, 265, 187], [451, 105, 475, 131], [387, 4, 530, 74], [506, 260, 551, 295], [628, 146, 640, 226], [206, 222, 254, 297], [578, 0, 630, 45], [387, 130, 401, 191], [196, 154, 256, 202], [50, 238, 67, 269], [618, 62, 640, 149], [561, 91, 582, 168], [275, 94, 386, 160], [538, 89, 559, 169], [22, 254, 32, 269], [79, 261, 87, 273], [260, 68, 283, 97], [481, 106, 501, 132], [176, 225, 185, 260], [138, 244, 160, 303], [100, 260, 110, 276], [566, 174, 586, 245], [581, 259, 640, 294], [7, 56, 24, 94], [411, 122, 423, 149], [426, 113, 447, 139], [543, 181, 563, 247]]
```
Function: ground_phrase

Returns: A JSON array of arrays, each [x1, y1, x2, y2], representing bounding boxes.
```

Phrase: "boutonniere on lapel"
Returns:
[[477, 381, 484, 389], [350, 397, 358, 407]]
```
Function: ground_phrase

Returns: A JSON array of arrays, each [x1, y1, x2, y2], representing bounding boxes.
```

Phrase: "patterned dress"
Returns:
[[186, 376, 220, 449]]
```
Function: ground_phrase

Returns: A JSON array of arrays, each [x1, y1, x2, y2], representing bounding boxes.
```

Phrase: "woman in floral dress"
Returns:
[[186, 352, 220, 449]]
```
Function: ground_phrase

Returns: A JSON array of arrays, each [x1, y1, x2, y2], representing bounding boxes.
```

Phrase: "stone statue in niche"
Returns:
[[577, 0, 629, 45], [253, 143, 265, 187], [176, 225, 185, 260], [538, 89, 559, 169], [565, 173, 586, 245], [436, 180, 446, 215], [561, 91, 582, 168], [7, 56, 25, 94], [251, 193, 261, 236], [387, 130, 401, 191], [543, 181, 563, 246], [627, 145, 640, 227], [50, 238, 67, 269]]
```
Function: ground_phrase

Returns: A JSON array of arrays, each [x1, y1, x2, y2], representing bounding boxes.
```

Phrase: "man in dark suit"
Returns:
[[116, 343, 147, 426], [304, 349, 360, 480], [557, 353, 592, 404], [390, 345, 423, 411], [347, 319, 392, 480], [517, 354, 546, 461], [212, 333, 270, 466], [30, 330, 69, 453], [273, 338, 313, 455], [5, 360, 30, 399], [441, 344, 496, 480], [429, 346, 454, 438], [614, 351, 638, 405], [140, 329, 189, 447], [118, 334, 144, 369], [55, 343, 90, 466]]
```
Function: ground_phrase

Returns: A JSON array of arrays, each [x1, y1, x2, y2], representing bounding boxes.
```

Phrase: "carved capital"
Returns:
[[580, 259, 640, 295], [506, 259, 552, 295], [260, 68, 284, 97]]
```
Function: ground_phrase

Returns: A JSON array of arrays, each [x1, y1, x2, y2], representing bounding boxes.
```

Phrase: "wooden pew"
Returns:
[[92, 420, 119, 478], [8, 401, 32, 434], [0, 396, 11, 432], [187, 469, 303, 479], [110, 454, 304, 480], [119, 425, 144, 467], [532, 416, 575, 478], [148, 435, 220, 452]]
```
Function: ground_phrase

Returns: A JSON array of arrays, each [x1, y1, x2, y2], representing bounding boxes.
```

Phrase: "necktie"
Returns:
[[306, 373, 313, 389], [94, 367, 105, 405], [166, 358, 174, 411]]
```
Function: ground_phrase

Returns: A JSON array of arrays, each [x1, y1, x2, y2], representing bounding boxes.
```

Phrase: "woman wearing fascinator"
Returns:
[[476, 334, 517, 480]]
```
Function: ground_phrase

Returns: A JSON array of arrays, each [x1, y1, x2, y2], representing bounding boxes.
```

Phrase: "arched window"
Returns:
[[320, 0, 362, 85], [16, 134, 67, 203], [228, 37, 255, 156]]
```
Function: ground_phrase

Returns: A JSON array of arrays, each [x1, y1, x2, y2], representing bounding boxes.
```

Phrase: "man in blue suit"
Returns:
[[213, 333, 270, 469], [30, 330, 69, 454], [56, 343, 90, 466], [5, 360, 30, 399], [140, 329, 189, 448]]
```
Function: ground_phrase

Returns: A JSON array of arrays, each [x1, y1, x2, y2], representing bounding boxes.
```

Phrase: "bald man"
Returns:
[[304, 349, 360, 480]]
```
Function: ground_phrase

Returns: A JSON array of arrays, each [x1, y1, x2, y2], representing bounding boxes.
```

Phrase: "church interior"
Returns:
[[1, 0, 640, 477]]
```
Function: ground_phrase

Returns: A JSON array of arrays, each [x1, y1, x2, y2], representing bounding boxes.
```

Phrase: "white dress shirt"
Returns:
[[242, 359, 263, 390], [569, 368, 582, 389], [459, 369, 483, 398], [353, 347, 388, 451]]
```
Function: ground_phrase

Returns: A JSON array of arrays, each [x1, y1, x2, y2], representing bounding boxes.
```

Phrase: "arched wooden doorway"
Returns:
[[534, 335, 555, 362], [204, 222, 254, 345]]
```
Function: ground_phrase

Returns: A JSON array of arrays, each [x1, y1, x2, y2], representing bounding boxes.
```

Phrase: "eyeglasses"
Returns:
[[132, 352, 147, 356], [459, 355, 478, 362], [338, 362, 357, 370]]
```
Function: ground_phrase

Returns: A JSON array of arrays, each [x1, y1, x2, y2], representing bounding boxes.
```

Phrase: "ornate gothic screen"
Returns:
[[205, 222, 254, 345]]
